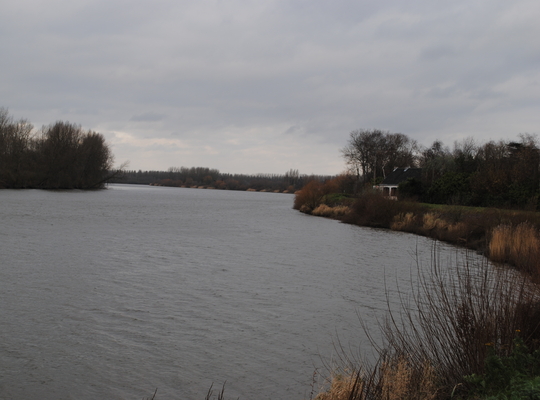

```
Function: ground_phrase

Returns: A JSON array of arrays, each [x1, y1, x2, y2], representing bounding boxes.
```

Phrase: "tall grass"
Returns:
[[315, 250, 540, 399], [312, 204, 351, 218], [390, 212, 417, 231], [489, 222, 540, 278]]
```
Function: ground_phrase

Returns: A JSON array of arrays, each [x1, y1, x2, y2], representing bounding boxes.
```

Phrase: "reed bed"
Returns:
[[489, 222, 540, 277], [390, 212, 417, 231], [422, 213, 448, 231], [312, 204, 351, 218]]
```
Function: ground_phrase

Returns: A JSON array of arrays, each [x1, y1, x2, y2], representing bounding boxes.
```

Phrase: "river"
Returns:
[[0, 184, 464, 399]]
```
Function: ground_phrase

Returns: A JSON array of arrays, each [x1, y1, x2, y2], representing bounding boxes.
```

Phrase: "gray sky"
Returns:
[[2, 0, 539, 175]]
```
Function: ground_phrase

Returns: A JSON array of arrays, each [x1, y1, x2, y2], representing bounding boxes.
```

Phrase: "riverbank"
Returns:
[[298, 190, 540, 282], [296, 192, 540, 399]]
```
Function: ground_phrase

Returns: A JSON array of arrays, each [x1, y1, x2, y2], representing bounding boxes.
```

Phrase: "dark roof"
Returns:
[[380, 168, 422, 185]]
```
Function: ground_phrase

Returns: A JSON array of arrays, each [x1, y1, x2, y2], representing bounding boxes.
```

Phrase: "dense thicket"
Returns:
[[0, 108, 114, 189], [112, 167, 333, 193], [342, 129, 540, 209]]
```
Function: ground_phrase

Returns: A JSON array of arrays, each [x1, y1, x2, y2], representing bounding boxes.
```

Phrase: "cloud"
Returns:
[[130, 112, 166, 122], [1, 0, 540, 174]]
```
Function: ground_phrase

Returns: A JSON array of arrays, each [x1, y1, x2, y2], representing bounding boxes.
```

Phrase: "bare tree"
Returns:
[[0, 108, 35, 188], [341, 129, 418, 187]]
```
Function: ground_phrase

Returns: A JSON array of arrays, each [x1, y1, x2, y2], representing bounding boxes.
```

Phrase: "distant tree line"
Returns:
[[111, 167, 333, 193], [0, 108, 114, 189], [342, 129, 540, 209]]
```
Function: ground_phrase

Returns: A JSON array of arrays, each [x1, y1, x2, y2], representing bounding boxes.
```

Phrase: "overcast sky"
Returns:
[[1, 0, 539, 175]]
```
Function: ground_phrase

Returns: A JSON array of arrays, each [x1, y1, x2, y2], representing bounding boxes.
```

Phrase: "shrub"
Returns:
[[464, 337, 540, 399], [294, 174, 356, 213], [294, 180, 326, 212]]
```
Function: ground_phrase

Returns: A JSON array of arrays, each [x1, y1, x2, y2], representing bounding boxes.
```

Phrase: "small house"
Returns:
[[374, 167, 422, 200]]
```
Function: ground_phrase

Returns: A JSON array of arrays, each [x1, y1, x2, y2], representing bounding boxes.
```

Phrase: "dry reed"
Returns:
[[422, 213, 448, 231], [379, 356, 438, 400], [489, 224, 513, 263], [315, 372, 365, 400], [489, 222, 540, 277], [312, 204, 351, 218], [391, 213, 416, 231]]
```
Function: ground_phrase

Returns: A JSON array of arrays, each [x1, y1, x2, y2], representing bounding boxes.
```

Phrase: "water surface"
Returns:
[[1, 184, 462, 399]]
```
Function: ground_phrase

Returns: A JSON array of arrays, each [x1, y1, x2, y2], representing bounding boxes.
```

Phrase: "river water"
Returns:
[[1, 184, 464, 399]]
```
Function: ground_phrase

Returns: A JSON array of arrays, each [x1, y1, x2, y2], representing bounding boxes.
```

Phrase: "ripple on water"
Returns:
[[0, 185, 470, 400]]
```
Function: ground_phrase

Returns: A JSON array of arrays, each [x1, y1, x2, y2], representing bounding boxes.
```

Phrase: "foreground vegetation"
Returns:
[[314, 252, 540, 400], [0, 108, 114, 189]]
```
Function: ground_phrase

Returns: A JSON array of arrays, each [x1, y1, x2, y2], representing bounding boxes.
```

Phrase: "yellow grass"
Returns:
[[489, 225, 513, 263], [422, 213, 448, 231], [391, 212, 416, 231], [315, 356, 438, 400], [315, 372, 364, 400], [312, 204, 351, 218], [380, 357, 438, 400], [489, 222, 540, 275]]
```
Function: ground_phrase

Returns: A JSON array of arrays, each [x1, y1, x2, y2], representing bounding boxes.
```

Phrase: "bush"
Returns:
[[294, 175, 355, 213], [464, 337, 540, 399], [294, 180, 326, 212]]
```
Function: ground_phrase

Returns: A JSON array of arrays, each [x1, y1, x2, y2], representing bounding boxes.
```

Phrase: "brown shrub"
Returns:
[[294, 180, 326, 211], [294, 176, 355, 213]]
